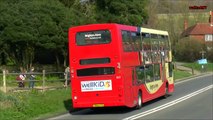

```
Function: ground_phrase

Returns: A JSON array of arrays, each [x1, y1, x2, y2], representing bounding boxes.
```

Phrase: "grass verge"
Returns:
[[0, 88, 72, 120], [183, 62, 213, 72], [174, 69, 192, 81]]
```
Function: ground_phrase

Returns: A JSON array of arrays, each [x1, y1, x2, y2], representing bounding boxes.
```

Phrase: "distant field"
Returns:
[[158, 12, 209, 19]]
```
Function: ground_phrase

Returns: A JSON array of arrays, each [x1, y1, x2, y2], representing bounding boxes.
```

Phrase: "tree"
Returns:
[[0, 0, 74, 70], [175, 37, 206, 62], [95, 0, 148, 26], [0, 1, 37, 69]]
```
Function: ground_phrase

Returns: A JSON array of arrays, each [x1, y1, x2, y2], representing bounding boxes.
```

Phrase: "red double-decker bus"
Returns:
[[69, 23, 174, 109]]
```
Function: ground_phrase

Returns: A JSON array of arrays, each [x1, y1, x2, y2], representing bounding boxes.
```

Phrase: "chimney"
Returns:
[[210, 11, 213, 26], [184, 19, 188, 30]]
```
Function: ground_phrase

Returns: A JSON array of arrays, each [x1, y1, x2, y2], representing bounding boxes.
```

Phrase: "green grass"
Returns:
[[183, 62, 213, 72], [174, 69, 192, 80], [0, 89, 72, 120]]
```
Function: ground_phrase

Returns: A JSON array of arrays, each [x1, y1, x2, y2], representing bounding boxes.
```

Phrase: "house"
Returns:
[[181, 11, 213, 50]]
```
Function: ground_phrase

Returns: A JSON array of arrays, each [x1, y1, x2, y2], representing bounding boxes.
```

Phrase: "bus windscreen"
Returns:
[[76, 30, 111, 45]]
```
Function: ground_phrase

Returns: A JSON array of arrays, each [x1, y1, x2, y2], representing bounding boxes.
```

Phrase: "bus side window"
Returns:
[[122, 30, 132, 52], [168, 62, 173, 77], [131, 32, 141, 51], [142, 33, 151, 51], [144, 51, 152, 64], [136, 66, 145, 84], [164, 35, 169, 61], [154, 64, 161, 80], [151, 34, 159, 51], [76, 33, 85, 45], [122, 31, 128, 51], [152, 51, 161, 63], [102, 30, 111, 43], [159, 35, 169, 60], [145, 65, 154, 83]]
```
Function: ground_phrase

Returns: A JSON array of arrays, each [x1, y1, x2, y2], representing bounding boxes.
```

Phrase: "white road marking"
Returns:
[[123, 85, 213, 120]]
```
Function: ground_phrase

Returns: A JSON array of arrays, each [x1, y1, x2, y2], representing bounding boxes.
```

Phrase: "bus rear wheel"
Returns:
[[164, 86, 169, 98], [135, 92, 142, 109]]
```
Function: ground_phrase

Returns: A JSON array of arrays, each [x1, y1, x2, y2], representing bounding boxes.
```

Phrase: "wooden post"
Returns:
[[3, 70, 6, 93], [191, 67, 194, 75], [65, 72, 68, 88], [42, 70, 45, 92]]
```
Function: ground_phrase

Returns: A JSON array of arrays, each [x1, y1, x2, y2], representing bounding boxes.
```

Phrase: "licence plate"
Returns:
[[93, 104, 104, 107]]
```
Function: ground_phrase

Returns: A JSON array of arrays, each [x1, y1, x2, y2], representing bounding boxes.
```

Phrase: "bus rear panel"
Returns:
[[69, 24, 128, 108]]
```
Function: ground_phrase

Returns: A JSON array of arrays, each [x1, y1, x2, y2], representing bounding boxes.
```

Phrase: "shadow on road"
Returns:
[[71, 106, 135, 115], [63, 99, 72, 111], [69, 96, 168, 115]]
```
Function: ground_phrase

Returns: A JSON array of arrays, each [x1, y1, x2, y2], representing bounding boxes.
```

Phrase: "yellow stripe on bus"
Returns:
[[141, 28, 169, 35], [145, 80, 163, 94]]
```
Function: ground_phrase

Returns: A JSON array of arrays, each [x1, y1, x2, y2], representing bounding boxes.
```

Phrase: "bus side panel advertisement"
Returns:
[[81, 80, 112, 92]]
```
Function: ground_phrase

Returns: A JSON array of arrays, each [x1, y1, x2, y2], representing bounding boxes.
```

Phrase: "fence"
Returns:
[[0, 70, 70, 93]]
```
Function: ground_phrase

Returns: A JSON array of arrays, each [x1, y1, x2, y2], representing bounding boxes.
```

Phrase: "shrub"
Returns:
[[175, 37, 205, 62], [206, 49, 213, 62]]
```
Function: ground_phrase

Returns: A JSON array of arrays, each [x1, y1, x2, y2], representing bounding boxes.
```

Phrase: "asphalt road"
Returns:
[[48, 74, 213, 120]]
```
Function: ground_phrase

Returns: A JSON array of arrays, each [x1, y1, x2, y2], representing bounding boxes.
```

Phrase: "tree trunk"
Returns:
[[55, 54, 60, 71]]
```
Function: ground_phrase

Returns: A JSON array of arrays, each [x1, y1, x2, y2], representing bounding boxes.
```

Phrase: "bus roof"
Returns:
[[69, 23, 169, 36], [69, 23, 134, 30], [141, 27, 169, 35]]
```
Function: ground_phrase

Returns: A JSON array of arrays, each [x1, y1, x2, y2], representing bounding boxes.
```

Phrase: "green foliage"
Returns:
[[206, 49, 213, 62], [175, 37, 205, 62], [0, 89, 71, 120], [0, 0, 74, 69], [0, 0, 149, 69], [0, 91, 28, 120], [95, 0, 148, 26]]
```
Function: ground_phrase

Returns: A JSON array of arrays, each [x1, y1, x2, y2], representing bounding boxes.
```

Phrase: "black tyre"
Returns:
[[164, 86, 169, 98], [135, 92, 142, 109]]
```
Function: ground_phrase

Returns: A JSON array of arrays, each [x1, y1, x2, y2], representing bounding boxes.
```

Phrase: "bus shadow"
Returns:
[[64, 99, 135, 115], [141, 96, 166, 108], [64, 99, 85, 113], [66, 96, 168, 115], [63, 99, 73, 112], [71, 107, 135, 115]]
